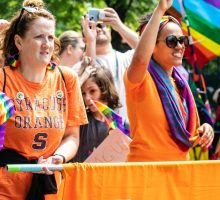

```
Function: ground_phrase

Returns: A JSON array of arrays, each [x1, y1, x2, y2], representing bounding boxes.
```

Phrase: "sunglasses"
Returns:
[[158, 35, 189, 49], [89, 23, 106, 29], [14, 7, 41, 32], [96, 23, 106, 29]]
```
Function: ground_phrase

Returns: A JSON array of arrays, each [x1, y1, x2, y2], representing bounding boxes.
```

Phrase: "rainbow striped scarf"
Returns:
[[149, 60, 199, 151]]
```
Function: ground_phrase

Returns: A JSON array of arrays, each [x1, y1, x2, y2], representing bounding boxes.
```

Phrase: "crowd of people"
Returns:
[[0, 0, 216, 199]]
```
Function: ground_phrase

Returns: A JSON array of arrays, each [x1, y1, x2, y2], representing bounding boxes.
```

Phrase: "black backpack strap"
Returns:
[[2, 67, 66, 93], [2, 67, 6, 93], [57, 66, 66, 86]]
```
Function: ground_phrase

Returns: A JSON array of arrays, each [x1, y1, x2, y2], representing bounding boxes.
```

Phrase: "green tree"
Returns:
[[0, 0, 156, 51], [103, 0, 157, 51]]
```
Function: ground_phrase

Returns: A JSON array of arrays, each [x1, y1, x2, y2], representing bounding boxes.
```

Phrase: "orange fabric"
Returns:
[[0, 168, 61, 200], [0, 66, 88, 199], [0, 167, 32, 200], [45, 194, 58, 200], [58, 161, 220, 200], [124, 70, 197, 161], [0, 66, 87, 159]]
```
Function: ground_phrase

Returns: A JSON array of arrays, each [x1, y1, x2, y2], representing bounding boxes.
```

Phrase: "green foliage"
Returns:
[[48, 0, 88, 36], [0, 0, 156, 52], [1, 0, 219, 97], [126, 0, 157, 30], [0, 0, 156, 37], [0, 0, 23, 19]]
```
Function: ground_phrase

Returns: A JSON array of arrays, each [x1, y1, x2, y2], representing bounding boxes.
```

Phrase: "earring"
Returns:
[[47, 62, 56, 70], [7, 54, 20, 68]]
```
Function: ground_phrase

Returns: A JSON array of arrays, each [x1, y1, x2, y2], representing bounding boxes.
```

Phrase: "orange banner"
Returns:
[[57, 161, 220, 200]]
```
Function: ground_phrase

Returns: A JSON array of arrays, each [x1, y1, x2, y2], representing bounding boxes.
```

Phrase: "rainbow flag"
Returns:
[[171, 0, 220, 68], [93, 100, 130, 136], [0, 92, 15, 150]]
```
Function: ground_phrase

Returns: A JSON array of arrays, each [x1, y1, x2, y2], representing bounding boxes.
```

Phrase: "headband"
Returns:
[[139, 15, 181, 36]]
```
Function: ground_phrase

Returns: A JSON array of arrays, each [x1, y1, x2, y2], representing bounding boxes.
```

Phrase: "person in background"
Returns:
[[124, 0, 214, 162], [176, 65, 214, 160], [72, 56, 122, 162], [0, 19, 10, 31], [78, 7, 139, 120], [213, 87, 220, 131], [59, 30, 85, 67], [211, 87, 220, 159], [0, 19, 10, 68], [0, 0, 87, 199]]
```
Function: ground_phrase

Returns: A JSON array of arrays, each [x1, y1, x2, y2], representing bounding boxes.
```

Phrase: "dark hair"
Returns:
[[59, 30, 82, 55], [0, 0, 60, 65], [136, 13, 180, 37], [79, 56, 121, 110], [90, 67, 121, 110], [136, 13, 153, 35]]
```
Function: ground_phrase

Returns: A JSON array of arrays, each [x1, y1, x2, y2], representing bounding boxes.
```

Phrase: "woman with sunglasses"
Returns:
[[124, 0, 214, 162], [0, 0, 87, 199]]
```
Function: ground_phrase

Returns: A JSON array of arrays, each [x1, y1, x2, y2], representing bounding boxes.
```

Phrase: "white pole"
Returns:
[[7, 164, 64, 172]]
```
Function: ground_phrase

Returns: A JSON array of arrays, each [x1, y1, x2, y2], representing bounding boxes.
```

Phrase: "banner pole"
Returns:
[[7, 164, 64, 172]]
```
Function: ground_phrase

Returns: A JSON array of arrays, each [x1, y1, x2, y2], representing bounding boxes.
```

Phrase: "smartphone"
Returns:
[[88, 8, 105, 22], [88, 8, 100, 21]]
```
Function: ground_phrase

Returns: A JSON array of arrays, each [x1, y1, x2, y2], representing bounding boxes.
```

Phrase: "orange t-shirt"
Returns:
[[124, 70, 196, 162], [0, 66, 88, 159]]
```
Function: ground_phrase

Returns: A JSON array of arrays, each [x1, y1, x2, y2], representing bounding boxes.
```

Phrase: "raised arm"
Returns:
[[127, 0, 173, 84], [102, 7, 139, 49], [0, 19, 10, 32], [78, 56, 96, 86], [81, 15, 97, 59]]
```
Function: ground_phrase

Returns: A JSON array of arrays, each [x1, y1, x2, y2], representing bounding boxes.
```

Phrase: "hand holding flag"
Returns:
[[93, 100, 130, 136]]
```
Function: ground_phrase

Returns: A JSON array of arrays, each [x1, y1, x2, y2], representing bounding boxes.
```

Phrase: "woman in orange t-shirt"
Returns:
[[124, 0, 214, 162], [0, 0, 87, 199]]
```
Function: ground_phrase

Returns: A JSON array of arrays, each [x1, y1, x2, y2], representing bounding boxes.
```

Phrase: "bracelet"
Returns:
[[54, 154, 66, 163]]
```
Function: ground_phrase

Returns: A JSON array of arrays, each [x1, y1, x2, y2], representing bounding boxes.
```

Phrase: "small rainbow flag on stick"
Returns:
[[0, 92, 15, 150], [93, 100, 130, 136]]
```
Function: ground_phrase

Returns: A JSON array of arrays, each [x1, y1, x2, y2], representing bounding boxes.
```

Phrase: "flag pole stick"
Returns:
[[6, 164, 64, 172], [180, 0, 208, 101], [92, 100, 115, 130], [178, 0, 214, 135]]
